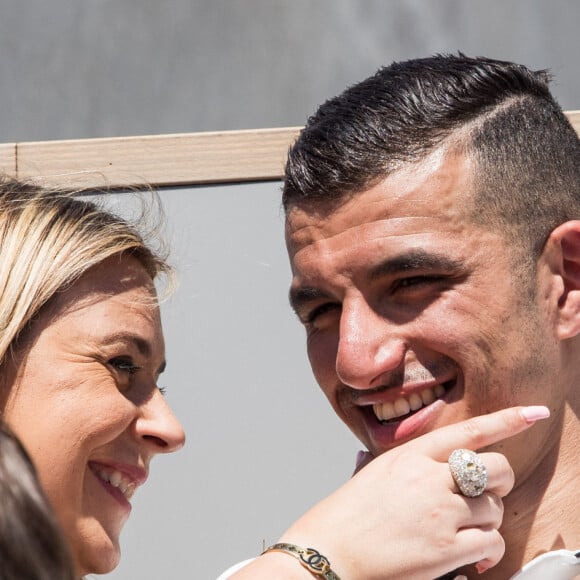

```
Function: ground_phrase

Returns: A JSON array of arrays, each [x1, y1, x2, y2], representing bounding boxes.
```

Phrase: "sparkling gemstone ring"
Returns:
[[448, 448, 488, 498]]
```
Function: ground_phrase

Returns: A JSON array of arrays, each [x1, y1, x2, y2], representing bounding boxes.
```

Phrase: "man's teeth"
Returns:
[[373, 384, 446, 422], [96, 468, 137, 500]]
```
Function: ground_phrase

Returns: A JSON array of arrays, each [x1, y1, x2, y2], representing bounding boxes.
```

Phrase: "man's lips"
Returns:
[[344, 378, 457, 452], [372, 381, 453, 423], [354, 377, 456, 424]]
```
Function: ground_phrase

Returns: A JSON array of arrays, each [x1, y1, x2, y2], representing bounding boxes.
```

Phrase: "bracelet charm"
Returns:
[[262, 542, 341, 579]]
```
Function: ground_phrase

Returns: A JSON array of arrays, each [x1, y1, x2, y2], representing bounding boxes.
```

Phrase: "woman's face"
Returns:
[[2, 255, 185, 576]]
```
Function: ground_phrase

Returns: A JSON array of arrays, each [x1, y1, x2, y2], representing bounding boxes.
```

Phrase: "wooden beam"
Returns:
[[0, 143, 16, 176], [1, 110, 579, 190], [6, 127, 301, 190], [566, 110, 580, 132]]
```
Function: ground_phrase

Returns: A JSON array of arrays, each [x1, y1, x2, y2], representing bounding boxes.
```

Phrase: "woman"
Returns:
[[0, 176, 186, 577]]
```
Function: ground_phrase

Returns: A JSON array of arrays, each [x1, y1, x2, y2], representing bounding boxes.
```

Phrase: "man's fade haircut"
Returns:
[[283, 53, 580, 258]]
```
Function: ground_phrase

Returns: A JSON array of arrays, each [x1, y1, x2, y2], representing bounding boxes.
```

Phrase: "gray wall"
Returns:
[[2, 1, 580, 142], [102, 183, 360, 579], [2, 2, 580, 579]]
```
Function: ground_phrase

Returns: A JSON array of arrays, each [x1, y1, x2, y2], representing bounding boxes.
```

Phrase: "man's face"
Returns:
[[286, 148, 563, 470]]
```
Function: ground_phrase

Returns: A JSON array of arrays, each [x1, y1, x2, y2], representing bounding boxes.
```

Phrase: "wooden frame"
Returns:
[[0, 128, 301, 190], [1, 110, 579, 190]]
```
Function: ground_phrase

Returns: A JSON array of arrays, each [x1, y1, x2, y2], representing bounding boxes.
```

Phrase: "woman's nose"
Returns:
[[136, 389, 186, 453]]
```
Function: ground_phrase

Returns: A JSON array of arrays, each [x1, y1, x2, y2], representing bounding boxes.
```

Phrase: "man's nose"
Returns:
[[135, 389, 186, 454], [335, 297, 405, 390]]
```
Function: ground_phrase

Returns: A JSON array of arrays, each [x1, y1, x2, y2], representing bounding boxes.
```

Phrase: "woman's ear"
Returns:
[[546, 221, 580, 339]]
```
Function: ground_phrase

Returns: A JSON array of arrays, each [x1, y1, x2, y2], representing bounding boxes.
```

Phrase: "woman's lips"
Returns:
[[88, 461, 147, 508]]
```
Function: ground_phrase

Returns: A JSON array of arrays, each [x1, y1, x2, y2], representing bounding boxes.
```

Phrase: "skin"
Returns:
[[230, 406, 549, 580], [2, 255, 185, 577], [285, 146, 579, 577]]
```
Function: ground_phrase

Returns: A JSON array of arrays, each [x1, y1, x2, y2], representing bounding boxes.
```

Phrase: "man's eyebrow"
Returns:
[[288, 286, 333, 316], [288, 251, 462, 314], [367, 250, 463, 282]]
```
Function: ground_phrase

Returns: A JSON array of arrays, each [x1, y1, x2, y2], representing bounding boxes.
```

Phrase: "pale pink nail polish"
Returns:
[[520, 405, 550, 423]]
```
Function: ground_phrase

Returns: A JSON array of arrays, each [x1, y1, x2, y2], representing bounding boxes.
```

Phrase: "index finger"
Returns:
[[408, 406, 550, 460]]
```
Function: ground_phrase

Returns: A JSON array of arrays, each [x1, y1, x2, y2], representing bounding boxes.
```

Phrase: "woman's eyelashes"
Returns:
[[108, 357, 168, 395], [108, 357, 142, 375]]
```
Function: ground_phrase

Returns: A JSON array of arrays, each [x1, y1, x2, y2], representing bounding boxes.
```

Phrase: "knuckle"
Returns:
[[476, 529, 506, 568], [488, 493, 505, 527], [485, 452, 516, 496], [491, 453, 512, 475], [457, 418, 485, 448], [489, 529, 506, 561]]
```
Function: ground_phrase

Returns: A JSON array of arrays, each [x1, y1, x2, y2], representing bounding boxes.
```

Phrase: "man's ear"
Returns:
[[545, 221, 580, 339]]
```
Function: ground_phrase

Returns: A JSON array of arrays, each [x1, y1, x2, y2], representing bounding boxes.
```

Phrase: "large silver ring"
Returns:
[[448, 448, 488, 498]]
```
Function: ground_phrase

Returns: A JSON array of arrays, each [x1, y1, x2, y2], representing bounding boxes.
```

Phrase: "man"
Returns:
[[283, 54, 579, 579]]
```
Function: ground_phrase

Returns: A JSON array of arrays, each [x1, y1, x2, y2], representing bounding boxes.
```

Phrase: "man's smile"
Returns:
[[345, 373, 460, 452], [372, 381, 450, 423]]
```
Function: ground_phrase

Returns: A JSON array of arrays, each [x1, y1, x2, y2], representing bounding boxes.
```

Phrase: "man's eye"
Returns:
[[305, 302, 340, 324], [393, 275, 441, 291], [109, 357, 142, 375]]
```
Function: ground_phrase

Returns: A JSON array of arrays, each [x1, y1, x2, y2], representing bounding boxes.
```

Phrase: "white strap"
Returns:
[[511, 549, 580, 579]]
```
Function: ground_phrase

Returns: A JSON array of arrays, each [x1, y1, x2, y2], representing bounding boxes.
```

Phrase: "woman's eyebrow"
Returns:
[[101, 332, 152, 356]]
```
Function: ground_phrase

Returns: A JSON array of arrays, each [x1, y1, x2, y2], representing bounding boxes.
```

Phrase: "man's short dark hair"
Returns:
[[283, 53, 580, 258]]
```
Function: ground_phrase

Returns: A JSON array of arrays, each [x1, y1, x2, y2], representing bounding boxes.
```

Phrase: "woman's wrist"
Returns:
[[230, 549, 315, 579], [276, 530, 350, 580], [261, 543, 341, 579]]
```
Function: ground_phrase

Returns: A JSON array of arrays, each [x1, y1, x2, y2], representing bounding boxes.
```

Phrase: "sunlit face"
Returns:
[[286, 148, 567, 475], [2, 255, 185, 577]]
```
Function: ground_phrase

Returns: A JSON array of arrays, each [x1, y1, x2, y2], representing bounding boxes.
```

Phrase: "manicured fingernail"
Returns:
[[454, 575, 468, 580], [520, 405, 550, 423], [355, 450, 366, 469], [476, 562, 488, 574]]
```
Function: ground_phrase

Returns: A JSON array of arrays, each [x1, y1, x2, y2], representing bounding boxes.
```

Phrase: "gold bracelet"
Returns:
[[261, 542, 341, 579]]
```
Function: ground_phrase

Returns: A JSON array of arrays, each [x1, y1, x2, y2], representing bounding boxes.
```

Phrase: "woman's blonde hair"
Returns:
[[0, 175, 172, 368]]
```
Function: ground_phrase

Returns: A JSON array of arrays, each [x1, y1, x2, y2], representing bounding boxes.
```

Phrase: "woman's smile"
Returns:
[[3, 256, 185, 576]]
